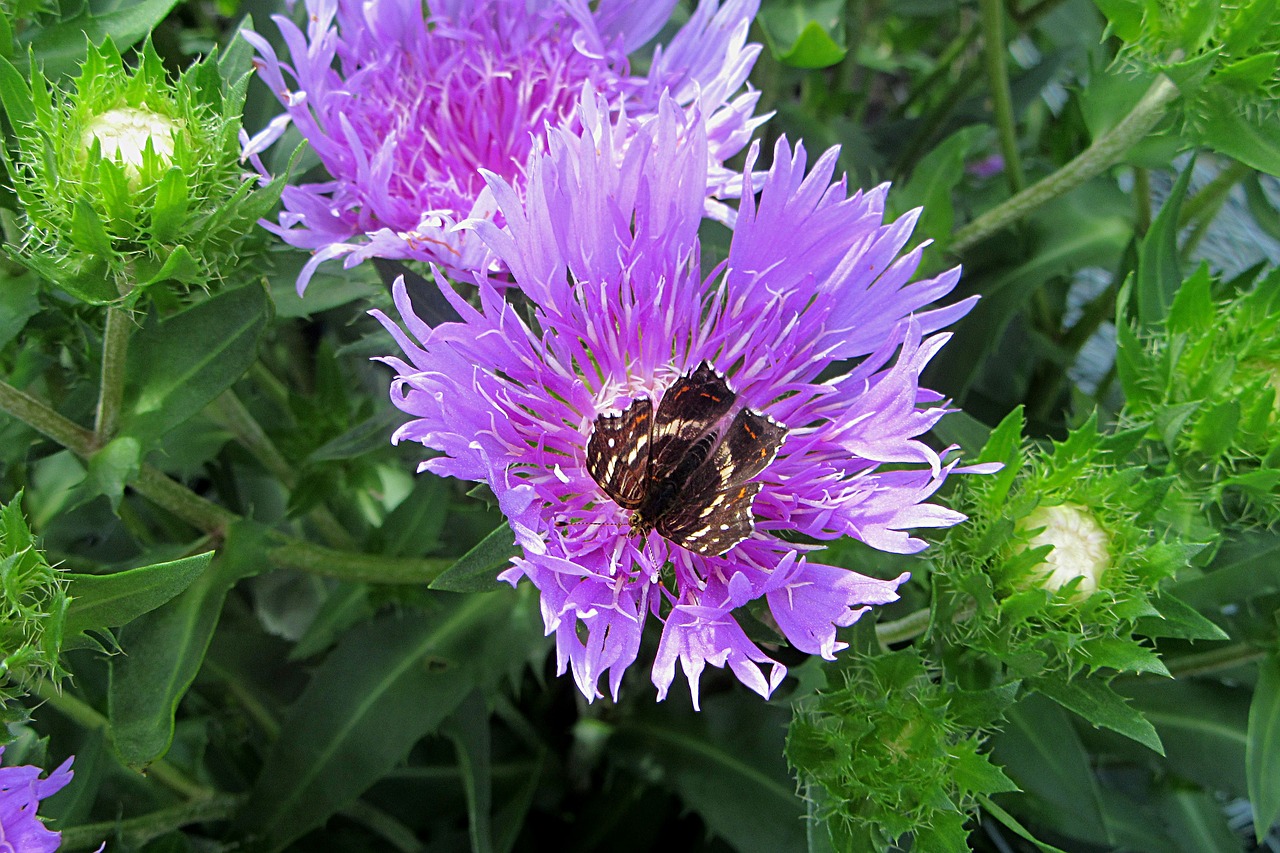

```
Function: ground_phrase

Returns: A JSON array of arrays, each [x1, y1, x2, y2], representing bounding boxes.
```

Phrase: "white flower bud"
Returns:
[[83, 108, 180, 183], [1017, 504, 1110, 599]]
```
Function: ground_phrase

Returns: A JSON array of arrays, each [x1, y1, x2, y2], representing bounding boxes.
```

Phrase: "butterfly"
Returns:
[[585, 362, 787, 556]]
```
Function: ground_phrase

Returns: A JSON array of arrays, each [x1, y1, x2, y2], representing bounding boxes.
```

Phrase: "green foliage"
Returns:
[[0, 36, 287, 305], [1121, 265, 1280, 524], [0, 491, 66, 714], [787, 648, 1017, 852]]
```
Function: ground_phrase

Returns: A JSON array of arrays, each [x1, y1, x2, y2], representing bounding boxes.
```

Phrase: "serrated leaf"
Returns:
[[71, 199, 115, 259], [950, 741, 1019, 796], [137, 246, 203, 289], [430, 524, 519, 592], [0, 54, 35, 132], [108, 523, 264, 769], [234, 595, 514, 852], [1136, 160, 1193, 329], [1195, 91, 1280, 177], [1166, 261, 1214, 333], [1078, 636, 1171, 676], [1035, 675, 1164, 754], [1247, 653, 1280, 843], [1135, 594, 1229, 641], [64, 552, 213, 645], [121, 283, 270, 445], [149, 168, 189, 243]]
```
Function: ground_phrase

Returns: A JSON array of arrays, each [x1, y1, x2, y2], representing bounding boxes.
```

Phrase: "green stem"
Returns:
[[0, 377, 447, 584], [58, 794, 245, 851], [898, 23, 979, 118], [876, 607, 931, 646], [267, 538, 452, 584], [0, 379, 95, 454], [951, 75, 1181, 253], [209, 391, 357, 549], [980, 0, 1024, 193], [93, 306, 133, 443], [1164, 642, 1266, 678], [31, 682, 212, 800]]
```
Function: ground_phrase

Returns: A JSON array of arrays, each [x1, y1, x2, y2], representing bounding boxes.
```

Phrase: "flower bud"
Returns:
[[83, 107, 180, 185], [1016, 504, 1110, 599]]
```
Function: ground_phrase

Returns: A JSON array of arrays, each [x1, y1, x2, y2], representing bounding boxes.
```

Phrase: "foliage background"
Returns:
[[1, 0, 1279, 851]]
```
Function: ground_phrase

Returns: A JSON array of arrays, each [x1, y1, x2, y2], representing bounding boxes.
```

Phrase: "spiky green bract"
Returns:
[[0, 493, 67, 729], [0, 37, 288, 305], [1094, 0, 1280, 123], [787, 648, 1016, 852], [931, 408, 1199, 683], [1121, 266, 1280, 526]]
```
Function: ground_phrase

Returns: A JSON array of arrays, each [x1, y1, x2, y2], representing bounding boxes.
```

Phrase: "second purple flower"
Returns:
[[245, 0, 764, 291]]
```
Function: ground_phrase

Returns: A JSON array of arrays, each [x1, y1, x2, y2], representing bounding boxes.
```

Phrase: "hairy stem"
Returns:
[[1164, 642, 1267, 679], [951, 75, 1181, 253], [93, 306, 133, 443], [0, 377, 449, 584], [876, 607, 931, 646], [58, 794, 245, 851], [980, 0, 1024, 193]]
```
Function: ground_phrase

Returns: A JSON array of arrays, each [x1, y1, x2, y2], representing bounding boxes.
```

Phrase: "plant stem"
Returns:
[[58, 794, 245, 851], [31, 681, 212, 800], [209, 391, 358, 550], [876, 607, 931, 646], [1164, 642, 1267, 678], [979, 0, 1024, 193], [93, 306, 133, 443], [1178, 158, 1252, 229], [1133, 167, 1152, 235], [0, 377, 448, 584], [951, 75, 1181, 253]]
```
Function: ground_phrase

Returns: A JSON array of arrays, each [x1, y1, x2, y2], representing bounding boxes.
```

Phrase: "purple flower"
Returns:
[[0, 748, 74, 853], [244, 0, 764, 292], [374, 93, 981, 707]]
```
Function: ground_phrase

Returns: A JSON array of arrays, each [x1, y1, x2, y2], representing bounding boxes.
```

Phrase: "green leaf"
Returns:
[[149, 168, 189, 244], [1091, 0, 1143, 41], [928, 409, 994, 457], [1159, 789, 1240, 853], [83, 435, 141, 510], [613, 699, 805, 853], [1035, 675, 1164, 754], [0, 54, 34, 131], [1135, 160, 1194, 329], [108, 523, 264, 769], [287, 583, 373, 661], [121, 283, 271, 445], [891, 125, 985, 261], [759, 0, 847, 69], [430, 524, 519, 592], [234, 595, 513, 852], [1195, 90, 1280, 176], [1077, 636, 1171, 676], [1122, 680, 1249, 798], [136, 246, 203, 290], [71, 199, 115, 259], [979, 796, 1070, 853], [1166, 261, 1214, 333], [17, 0, 181, 77], [989, 693, 1109, 845], [64, 552, 213, 645], [0, 269, 40, 349], [1173, 530, 1280, 611], [442, 691, 495, 853], [1134, 594, 1230, 641], [1248, 653, 1280, 843]]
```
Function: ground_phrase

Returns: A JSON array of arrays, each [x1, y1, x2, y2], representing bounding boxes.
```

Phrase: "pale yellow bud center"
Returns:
[[1017, 504, 1110, 599], [83, 108, 180, 181]]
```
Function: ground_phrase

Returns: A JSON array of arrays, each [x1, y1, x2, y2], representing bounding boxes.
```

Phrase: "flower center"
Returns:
[[1016, 503, 1111, 599]]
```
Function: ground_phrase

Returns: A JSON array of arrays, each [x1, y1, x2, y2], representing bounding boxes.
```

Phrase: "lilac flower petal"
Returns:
[[0, 749, 75, 853]]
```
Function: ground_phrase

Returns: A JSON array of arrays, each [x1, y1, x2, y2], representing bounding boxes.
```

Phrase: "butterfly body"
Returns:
[[585, 362, 787, 556]]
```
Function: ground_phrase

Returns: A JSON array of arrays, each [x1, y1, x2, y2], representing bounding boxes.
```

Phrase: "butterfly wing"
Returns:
[[648, 362, 736, 483], [585, 397, 653, 510]]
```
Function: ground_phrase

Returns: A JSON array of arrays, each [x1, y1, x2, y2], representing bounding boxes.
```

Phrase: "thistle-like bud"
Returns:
[[82, 106, 180, 185], [0, 38, 289, 306], [0, 494, 67, 722], [1015, 504, 1111, 600]]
